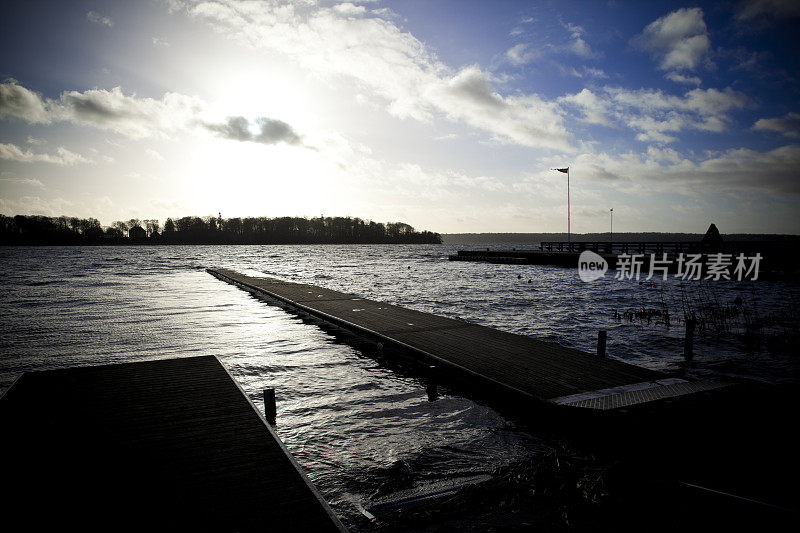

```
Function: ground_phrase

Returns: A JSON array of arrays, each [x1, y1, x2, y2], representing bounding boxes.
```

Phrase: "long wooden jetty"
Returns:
[[208, 269, 725, 412], [0, 356, 345, 532]]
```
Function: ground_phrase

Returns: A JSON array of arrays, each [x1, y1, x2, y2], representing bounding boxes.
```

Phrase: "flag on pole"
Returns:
[[555, 168, 569, 173]]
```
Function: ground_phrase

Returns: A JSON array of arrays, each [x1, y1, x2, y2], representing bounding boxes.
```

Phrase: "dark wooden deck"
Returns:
[[209, 269, 724, 410], [0, 356, 345, 532]]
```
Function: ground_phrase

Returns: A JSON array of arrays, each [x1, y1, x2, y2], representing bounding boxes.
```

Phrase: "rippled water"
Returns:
[[1, 245, 797, 529]]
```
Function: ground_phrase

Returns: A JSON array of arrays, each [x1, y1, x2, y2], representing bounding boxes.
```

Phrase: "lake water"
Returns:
[[1, 245, 797, 529]]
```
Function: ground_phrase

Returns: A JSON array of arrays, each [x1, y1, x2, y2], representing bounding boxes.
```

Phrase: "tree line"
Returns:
[[0, 214, 442, 245]]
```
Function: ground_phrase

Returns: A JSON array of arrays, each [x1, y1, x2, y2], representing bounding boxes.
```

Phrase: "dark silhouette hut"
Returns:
[[128, 225, 147, 240], [701, 223, 723, 252]]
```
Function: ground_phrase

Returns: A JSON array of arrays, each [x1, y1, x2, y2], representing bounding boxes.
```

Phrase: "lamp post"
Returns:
[[610, 208, 613, 244]]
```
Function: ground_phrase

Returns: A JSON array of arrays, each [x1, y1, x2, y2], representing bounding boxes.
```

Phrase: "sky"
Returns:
[[1, 0, 799, 234]]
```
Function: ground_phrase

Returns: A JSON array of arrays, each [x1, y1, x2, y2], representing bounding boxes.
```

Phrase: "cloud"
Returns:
[[633, 8, 710, 73], [0, 143, 93, 165], [558, 89, 612, 126], [333, 3, 366, 17], [558, 86, 748, 143], [735, 0, 800, 21], [54, 86, 202, 138], [0, 80, 312, 154], [86, 11, 114, 27], [569, 144, 800, 194], [152, 37, 170, 47], [507, 22, 596, 67], [563, 23, 595, 58], [203, 116, 302, 145], [0, 80, 204, 138], [505, 43, 540, 66], [665, 72, 701, 85], [753, 112, 800, 138], [0, 196, 75, 217], [583, 67, 608, 79], [0, 80, 50, 123], [145, 148, 165, 160], [427, 66, 570, 150], [601, 86, 748, 142], [177, 0, 572, 151], [0, 177, 45, 188]]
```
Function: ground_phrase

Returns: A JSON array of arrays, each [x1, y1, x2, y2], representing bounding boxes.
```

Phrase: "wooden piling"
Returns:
[[264, 387, 276, 425], [684, 318, 697, 361], [426, 365, 438, 401], [597, 330, 607, 358]]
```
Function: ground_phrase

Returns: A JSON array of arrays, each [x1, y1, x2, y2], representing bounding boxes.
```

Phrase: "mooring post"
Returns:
[[597, 330, 607, 358], [426, 365, 438, 401], [684, 318, 696, 362], [263, 387, 276, 425]]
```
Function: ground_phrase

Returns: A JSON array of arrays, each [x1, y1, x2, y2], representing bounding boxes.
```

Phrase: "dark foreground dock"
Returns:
[[0, 356, 345, 532], [208, 269, 724, 412]]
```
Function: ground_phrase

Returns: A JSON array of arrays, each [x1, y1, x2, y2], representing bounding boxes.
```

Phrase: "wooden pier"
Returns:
[[208, 269, 725, 412], [449, 239, 797, 274], [0, 356, 345, 532]]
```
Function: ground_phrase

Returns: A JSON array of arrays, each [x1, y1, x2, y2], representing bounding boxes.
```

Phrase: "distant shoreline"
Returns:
[[441, 232, 800, 244], [0, 241, 444, 247], [0, 214, 441, 246]]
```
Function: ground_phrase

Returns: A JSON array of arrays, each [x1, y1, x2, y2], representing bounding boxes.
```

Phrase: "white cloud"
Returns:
[[0, 196, 75, 217], [0, 143, 94, 165], [86, 11, 114, 27], [633, 8, 710, 73], [601, 86, 748, 142], [333, 3, 366, 17], [54, 86, 203, 138], [0, 81, 50, 123], [558, 89, 612, 126], [507, 22, 596, 67], [0, 80, 204, 138], [665, 72, 702, 85], [177, 0, 573, 151], [0, 80, 313, 149], [558, 86, 748, 143], [427, 66, 570, 150], [0, 177, 45, 188], [505, 43, 540, 66], [145, 148, 165, 160], [152, 37, 170, 47], [583, 67, 608, 79], [563, 23, 595, 58], [753, 112, 800, 138]]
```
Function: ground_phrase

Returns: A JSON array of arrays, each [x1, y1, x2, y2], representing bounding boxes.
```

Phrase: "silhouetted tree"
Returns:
[[163, 218, 176, 234]]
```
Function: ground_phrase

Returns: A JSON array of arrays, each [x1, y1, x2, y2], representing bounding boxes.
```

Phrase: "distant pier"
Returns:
[[449, 239, 797, 275], [208, 269, 726, 412], [0, 356, 346, 532]]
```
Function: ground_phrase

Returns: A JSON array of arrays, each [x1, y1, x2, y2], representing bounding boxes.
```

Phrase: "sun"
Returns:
[[204, 64, 320, 134]]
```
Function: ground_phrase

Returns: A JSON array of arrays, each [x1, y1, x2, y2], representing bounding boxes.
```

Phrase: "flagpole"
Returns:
[[567, 167, 570, 245]]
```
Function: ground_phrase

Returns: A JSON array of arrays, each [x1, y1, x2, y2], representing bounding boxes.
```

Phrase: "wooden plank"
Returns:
[[0, 356, 345, 532], [209, 269, 675, 408]]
